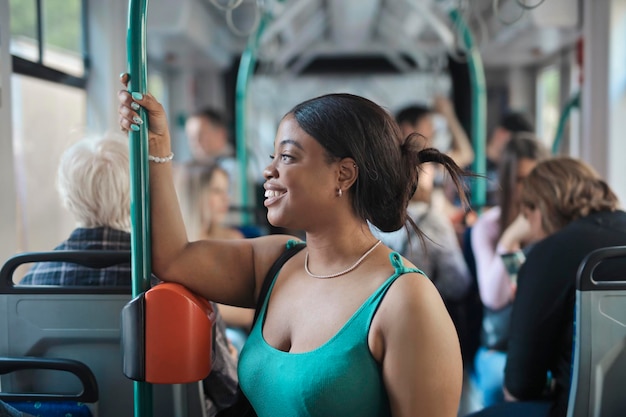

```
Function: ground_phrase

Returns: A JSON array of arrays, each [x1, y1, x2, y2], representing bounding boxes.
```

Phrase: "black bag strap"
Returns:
[[253, 241, 306, 324]]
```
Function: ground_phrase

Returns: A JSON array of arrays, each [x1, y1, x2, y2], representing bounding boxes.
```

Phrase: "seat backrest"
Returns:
[[0, 251, 205, 417], [0, 356, 98, 417], [567, 246, 626, 417]]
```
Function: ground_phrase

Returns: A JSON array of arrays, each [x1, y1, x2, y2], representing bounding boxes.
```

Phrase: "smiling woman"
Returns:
[[118, 81, 471, 417], [2, 1, 626, 416]]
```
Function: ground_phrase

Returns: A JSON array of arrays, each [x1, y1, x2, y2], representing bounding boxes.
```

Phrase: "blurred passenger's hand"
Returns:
[[498, 213, 532, 253]]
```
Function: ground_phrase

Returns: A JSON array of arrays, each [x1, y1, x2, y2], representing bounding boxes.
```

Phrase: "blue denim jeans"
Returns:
[[464, 400, 551, 417], [472, 347, 507, 407]]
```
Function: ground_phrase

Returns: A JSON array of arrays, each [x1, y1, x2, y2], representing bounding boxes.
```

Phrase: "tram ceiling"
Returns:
[[146, 0, 580, 73]]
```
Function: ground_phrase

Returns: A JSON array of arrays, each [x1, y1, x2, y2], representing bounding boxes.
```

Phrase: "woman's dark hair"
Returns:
[[498, 133, 550, 235], [500, 111, 535, 134], [395, 105, 432, 127], [288, 93, 468, 234]]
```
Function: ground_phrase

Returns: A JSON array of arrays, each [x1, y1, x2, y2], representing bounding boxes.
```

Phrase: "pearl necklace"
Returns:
[[304, 240, 382, 279]]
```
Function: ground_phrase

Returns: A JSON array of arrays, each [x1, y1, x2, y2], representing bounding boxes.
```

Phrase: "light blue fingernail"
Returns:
[[130, 124, 140, 131], [131, 92, 143, 101], [130, 102, 140, 111], [133, 116, 143, 125]]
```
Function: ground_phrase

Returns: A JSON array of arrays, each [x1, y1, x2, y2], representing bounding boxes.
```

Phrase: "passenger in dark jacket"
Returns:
[[467, 157, 626, 417]]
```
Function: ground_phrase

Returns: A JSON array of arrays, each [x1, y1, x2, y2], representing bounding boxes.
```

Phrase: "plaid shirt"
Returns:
[[18, 226, 239, 416], [19, 227, 132, 286]]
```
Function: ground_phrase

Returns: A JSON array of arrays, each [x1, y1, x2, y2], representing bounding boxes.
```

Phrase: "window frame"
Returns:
[[10, 0, 90, 89]]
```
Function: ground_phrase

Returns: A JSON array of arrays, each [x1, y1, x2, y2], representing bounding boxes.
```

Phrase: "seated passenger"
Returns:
[[468, 157, 626, 417], [18, 133, 239, 417], [20, 132, 133, 286], [179, 161, 254, 352], [470, 134, 549, 407]]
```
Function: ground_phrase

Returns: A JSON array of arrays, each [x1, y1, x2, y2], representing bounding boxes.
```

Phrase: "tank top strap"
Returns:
[[285, 239, 304, 250], [362, 252, 424, 322], [388, 251, 421, 276]]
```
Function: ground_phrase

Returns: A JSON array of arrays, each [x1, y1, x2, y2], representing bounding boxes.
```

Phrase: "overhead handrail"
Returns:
[[450, 9, 487, 210], [126, 0, 153, 416]]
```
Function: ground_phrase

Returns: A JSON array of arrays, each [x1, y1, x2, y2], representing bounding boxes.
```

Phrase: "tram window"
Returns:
[[148, 72, 166, 104], [536, 65, 560, 149], [8, 0, 37, 59], [11, 74, 86, 252], [9, 0, 87, 83]]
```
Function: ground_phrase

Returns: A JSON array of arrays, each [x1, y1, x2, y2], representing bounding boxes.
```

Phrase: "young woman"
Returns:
[[470, 134, 550, 407], [118, 81, 466, 417], [468, 157, 626, 417], [179, 161, 252, 353], [180, 161, 245, 241], [504, 157, 626, 417]]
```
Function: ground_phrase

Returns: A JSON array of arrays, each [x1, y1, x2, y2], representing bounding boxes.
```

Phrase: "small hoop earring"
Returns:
[[337, 188, 343, 197]]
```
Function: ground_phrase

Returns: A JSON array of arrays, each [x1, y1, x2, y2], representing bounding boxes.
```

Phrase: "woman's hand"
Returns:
[[498, 213, 532, 253], [433, 96, 454, 119], [117, 73, 170, 151]]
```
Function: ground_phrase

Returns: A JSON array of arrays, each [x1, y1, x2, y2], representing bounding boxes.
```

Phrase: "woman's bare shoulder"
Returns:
[[376, 262, 449, 329], [249, 234, 304, 273]]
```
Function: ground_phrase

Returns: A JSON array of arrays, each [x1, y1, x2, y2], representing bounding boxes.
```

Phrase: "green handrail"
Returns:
[[450, 9, 487, 210], [126, 0, 153, 416], [552, 91, 580, 155], [235, 11, 269, 225]]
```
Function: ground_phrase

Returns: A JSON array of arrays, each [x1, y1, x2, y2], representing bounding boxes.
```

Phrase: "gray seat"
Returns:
[[0, 250, 205, 417], [567, 246, 626, 417]]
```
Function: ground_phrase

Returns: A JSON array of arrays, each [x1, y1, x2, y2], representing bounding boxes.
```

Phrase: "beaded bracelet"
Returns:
[[148, 152, 174, 163]]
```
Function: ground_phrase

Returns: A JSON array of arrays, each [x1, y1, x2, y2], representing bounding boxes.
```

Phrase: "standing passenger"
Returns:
[[179, 160, 253, 353], [119, 79, 467, 416], [396, 97, 475, 217], [180, 161, 245, 241], [184, 108, 242, 224], [484, 112, 535, 207], [470, 134, 550, 407]]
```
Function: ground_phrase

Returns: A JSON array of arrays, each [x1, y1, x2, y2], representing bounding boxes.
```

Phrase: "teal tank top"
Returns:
[[238, 248, 422, 417]]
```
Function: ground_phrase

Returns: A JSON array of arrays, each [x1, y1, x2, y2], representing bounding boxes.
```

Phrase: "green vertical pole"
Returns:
[[235, 13, 268, 225], [126, 1, 153, 417], [450, 9, 487, 209], [552, 91, 580, 155]]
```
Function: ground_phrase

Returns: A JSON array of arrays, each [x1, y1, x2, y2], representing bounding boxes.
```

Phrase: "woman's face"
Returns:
[[263, 115, 340, 229], [201, 169, 230, 226]]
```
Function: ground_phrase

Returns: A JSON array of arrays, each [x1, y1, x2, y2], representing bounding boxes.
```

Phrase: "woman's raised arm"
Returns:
[[117, 78, 291, 307]]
